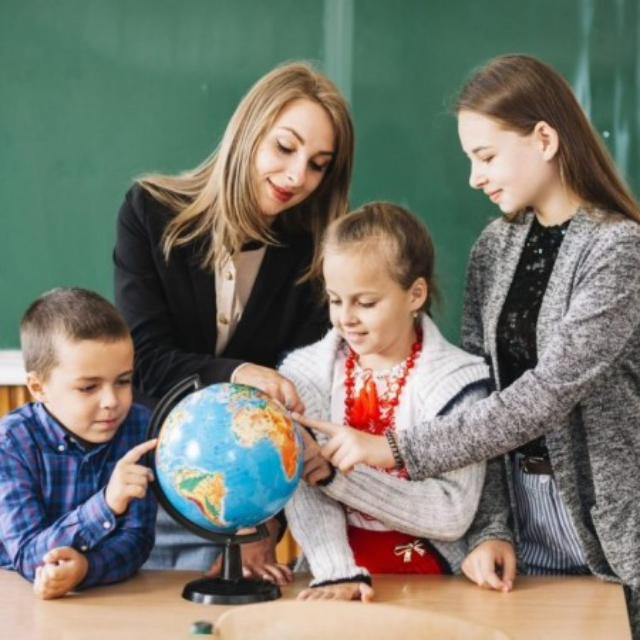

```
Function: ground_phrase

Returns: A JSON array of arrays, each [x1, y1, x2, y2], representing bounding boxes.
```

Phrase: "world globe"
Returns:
[[153, 382, 304, 536]]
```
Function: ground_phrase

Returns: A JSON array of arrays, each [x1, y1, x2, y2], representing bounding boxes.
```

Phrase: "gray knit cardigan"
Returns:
[[397, 209, 640, 633]]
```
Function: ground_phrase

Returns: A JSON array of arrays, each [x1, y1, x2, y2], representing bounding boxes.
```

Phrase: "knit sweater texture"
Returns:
[[397, 209, 640, 635], [281, 315, 490, 584]]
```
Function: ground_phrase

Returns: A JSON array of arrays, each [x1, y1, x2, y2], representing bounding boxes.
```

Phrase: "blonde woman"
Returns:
[[113, 61, 354, 579]]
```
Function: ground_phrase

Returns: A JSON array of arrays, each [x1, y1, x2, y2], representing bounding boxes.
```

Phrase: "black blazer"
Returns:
[[113, 184, 328, 402]]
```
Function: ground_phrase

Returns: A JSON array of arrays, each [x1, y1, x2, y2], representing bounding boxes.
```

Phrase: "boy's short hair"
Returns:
[[20, 287, 130, 379]]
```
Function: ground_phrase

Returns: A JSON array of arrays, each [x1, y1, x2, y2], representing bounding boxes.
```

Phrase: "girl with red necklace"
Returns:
[[280, 202, 491, 602]]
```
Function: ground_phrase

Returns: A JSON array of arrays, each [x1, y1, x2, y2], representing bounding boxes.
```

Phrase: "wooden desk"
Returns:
[[2, 569, 630, 640]]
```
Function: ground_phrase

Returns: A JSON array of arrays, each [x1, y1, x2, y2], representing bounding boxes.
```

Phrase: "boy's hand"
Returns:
[[33, 547, 89, 599], [292, 413, 395, 473], [299, 427, 333, 486], [298, 581, 374, 602], [106, 438, 157, 516], [461, 539, 516, 592]]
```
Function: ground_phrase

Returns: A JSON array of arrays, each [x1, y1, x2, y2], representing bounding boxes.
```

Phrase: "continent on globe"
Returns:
[[174, 468, 228, 527], [232, 405, 299, 480]]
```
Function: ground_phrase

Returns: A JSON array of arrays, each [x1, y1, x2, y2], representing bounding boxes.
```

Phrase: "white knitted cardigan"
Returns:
[[281, 314, 491, 584]]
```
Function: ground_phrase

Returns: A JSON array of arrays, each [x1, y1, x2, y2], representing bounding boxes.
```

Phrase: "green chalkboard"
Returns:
[[2, 0, 638, 348]]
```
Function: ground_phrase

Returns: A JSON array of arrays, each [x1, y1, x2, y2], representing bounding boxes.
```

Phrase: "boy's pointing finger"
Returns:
[[122, 438, 158, 463]]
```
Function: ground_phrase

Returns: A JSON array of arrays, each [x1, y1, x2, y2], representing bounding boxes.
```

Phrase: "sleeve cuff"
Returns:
[[315, 465, 337, 487], [311, 573, 372, 588], [467, 531, 515, 554], [75, 490, 117, 550], [230, 362, 251, 384]]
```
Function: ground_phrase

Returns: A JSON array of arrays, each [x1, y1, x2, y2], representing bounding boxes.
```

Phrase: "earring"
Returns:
[[412, 311, 418, 319]]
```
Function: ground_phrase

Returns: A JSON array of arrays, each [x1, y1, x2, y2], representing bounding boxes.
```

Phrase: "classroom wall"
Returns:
[[2, 0, 639, 348]]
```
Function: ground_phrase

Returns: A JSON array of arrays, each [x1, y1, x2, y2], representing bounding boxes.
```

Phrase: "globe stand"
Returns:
[[182, 525, 281, 605], [146, 375, 282, 605]]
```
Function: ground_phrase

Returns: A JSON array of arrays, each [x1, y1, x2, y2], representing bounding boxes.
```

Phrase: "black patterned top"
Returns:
[[496, 215, 571, 457]]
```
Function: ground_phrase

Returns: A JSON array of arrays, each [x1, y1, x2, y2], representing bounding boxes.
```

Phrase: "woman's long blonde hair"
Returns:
[[455, 54, 640, 223], [139, 61, 354, 278]]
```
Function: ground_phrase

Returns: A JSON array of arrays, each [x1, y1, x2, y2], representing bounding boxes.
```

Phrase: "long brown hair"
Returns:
[[455, 54, 640, 223], [322, 202, 440, 316], [139, 61, 354, 278]]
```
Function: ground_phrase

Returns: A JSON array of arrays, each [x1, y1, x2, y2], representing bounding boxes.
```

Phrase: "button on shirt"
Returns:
[[0, 402, 157, 588]]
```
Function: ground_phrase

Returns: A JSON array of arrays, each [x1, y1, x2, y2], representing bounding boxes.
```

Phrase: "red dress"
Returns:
[[343, 333, 450, 575]]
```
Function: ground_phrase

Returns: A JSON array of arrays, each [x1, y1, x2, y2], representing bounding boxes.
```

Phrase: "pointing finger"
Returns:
[[293, 413, 340, 437], [121, 438, 158, 464]]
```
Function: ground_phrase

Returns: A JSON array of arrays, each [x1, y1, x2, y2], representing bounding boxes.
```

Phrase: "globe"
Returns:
[[154, 382, 304, 536]]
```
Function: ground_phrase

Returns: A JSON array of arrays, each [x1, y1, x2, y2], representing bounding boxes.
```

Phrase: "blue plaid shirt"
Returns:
[[0, 402, 157, 588]]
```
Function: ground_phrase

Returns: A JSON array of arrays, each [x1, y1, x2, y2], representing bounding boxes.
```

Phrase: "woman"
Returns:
[[113, 61, 354, 579], [299, 55, 640, 636]]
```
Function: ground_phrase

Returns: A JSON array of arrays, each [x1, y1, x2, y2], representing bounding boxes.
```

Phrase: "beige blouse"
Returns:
[[214, 245, 266, 355]]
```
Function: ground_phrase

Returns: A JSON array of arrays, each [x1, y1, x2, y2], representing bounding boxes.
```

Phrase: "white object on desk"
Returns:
[[212, 600, 511, 640]]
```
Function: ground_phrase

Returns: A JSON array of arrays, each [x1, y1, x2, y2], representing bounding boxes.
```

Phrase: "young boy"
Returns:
[[0, 287, 157, 599]]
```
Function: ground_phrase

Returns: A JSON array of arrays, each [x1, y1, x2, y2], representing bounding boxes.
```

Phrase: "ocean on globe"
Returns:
[[155, 383, 304, 535]]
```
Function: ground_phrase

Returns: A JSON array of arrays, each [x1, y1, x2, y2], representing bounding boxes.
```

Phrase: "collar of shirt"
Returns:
[[34, 402, 110, 456]]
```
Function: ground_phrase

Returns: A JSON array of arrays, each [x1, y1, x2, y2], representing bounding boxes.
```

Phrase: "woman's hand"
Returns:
[[297, 581, 374, 602], [461, 539, 516, 592], [299, 427, 334, 485], [292, 413, 395, 473], [233, 364, 304, 413]]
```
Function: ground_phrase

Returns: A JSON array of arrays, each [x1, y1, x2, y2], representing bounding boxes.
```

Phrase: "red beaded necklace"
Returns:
[[344, 327, 423, 435]]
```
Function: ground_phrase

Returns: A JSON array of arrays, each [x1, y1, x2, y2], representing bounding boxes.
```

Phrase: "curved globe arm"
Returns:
[[146, 374, 203, 442], [144, 375, 269, 546]]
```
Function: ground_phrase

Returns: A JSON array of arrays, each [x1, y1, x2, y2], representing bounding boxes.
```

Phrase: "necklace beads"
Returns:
[[344, 328, 423, 435]]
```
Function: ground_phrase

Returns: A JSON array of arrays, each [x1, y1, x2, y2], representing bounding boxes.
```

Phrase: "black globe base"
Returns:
[[180, 530, 282, 605], [182, 576, 281, 605]]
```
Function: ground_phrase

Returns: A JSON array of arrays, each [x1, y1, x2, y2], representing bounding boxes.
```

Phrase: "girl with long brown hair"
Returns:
[[299, 55, 640, 636]]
